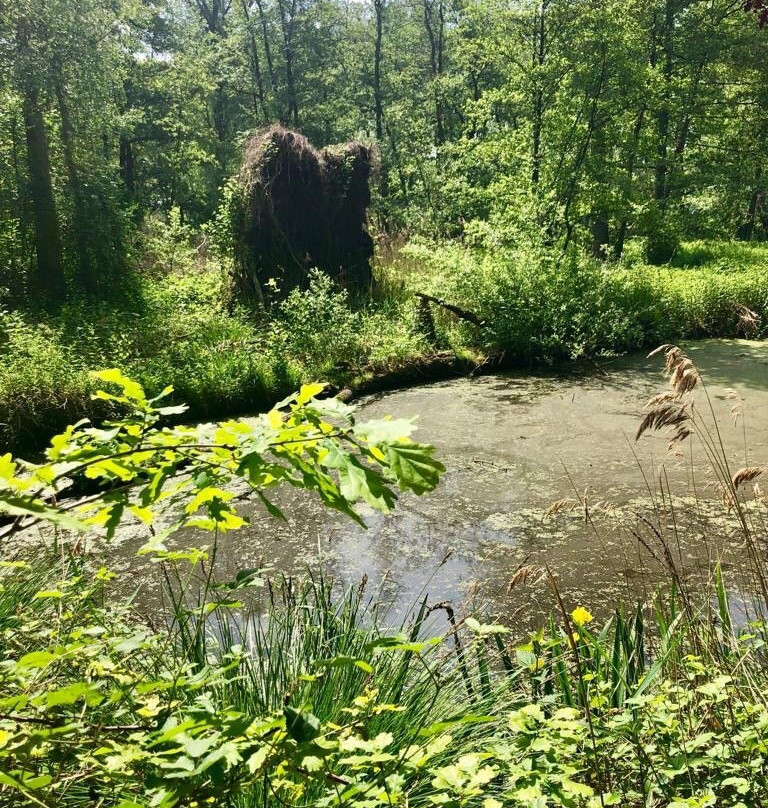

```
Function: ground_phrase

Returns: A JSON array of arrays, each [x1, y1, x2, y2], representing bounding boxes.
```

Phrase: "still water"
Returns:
[[111, 339, 768, 628]]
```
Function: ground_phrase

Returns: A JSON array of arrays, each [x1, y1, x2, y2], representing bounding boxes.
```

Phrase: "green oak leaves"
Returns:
[[0, 371, 445, 550]]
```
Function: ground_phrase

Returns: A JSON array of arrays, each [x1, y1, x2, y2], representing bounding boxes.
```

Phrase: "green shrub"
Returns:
[[274, 270, 365, 374], [406, 241, 768, 362], [0, 309, 97, 448]]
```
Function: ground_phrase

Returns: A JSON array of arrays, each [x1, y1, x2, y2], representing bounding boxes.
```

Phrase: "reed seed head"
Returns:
[[732, 466, 766, 489], [636, 402, 690, 441]]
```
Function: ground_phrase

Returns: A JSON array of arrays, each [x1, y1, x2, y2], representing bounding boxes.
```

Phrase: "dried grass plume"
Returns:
[[637, 344, 700, 444]]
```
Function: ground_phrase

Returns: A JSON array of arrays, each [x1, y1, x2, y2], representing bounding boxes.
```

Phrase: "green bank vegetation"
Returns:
[[3, 237, 768, 453]]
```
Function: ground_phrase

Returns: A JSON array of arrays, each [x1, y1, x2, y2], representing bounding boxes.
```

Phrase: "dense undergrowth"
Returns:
[[4, 555, 768, 808], [2, 232, 768, 453], [2, 349, 768, 806]]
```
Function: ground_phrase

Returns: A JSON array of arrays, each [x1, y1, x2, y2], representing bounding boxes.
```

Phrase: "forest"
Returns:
[[1, 0, 768, 447], [2, 0, 768, 806]]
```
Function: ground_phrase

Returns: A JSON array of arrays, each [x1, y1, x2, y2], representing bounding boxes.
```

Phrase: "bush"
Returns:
[[405, 240, 768, 362], [273, 270, 427, 376], [6, 556, 768, 808], [274, 269, 365, 374], [0, 309, 98, 448]]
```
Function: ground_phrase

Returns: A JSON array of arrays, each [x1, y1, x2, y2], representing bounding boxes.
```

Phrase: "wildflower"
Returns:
[[571, 606, 593, 627]]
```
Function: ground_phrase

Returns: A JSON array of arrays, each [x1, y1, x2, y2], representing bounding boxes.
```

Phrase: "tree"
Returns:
[[5, 4, 65, 303]]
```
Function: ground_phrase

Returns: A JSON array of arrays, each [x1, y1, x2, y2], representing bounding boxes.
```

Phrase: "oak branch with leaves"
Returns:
[[0, 370, 445, 551]]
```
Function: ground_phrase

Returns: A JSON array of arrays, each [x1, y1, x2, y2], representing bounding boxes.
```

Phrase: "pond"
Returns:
[[112, 339, 768, 630]]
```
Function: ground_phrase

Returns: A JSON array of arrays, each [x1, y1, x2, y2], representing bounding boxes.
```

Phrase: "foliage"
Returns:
[[0, 370, 444, 541], [3, 552, 768, 806], [0, 563, 456, 808], [408, 240, 768, 361], [2, 239, 768, 453], [2, 0, 768, 300], [0, 372, 448, 804]]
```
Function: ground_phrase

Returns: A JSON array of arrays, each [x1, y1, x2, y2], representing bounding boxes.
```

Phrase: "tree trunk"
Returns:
[[277, 0, 299, 124], [254, 0, 279, 101], [373, 0, 389, 197], [423, 0, 445, 144], [191, 1, 230, 146], [119, 136, 135, 193], [22, 84, 64, 303], [590, 218, 609, 259], [653, 0, 674, 210], [241, 0, 268, 122], [588, 82, 609, 259], [613, 106, 645, 258], [374, 0, 385, 142], [9, 108, 31, 280], [55, 77, 96, 292], [386, 122, 409, 203], [561, 46, 607, 249], [531, 0, 547, 187], [738, 167, 764, 241]]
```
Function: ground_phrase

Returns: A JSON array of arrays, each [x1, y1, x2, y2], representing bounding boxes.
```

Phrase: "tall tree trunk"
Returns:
[[738, 167, 764, 241], [23, 89, 64, 303], [9, 108, 30, 278], [653, 0, 674, 211], [531, 0, 548, 188], [241, 0, 268, 122], [561, 47, 607, 250], [373, 0, 385, 142], [119, 136, 135, 193], [590, 217, 609, 258], [55, 76, 96, 293], [18, 26, 64, 305], [613, 106, 646, 258], [254, 0, 279, 102], [386, 122, 409, 203], [666, 57, 705, 195], [423, 0, 445, 144], [373, 0, 389, 197], [588, 88, 608, 259], [191, 1, 230, 146], [277, 0, 299, 124]]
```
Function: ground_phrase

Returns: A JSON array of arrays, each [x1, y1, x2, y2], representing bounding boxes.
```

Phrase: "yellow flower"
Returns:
[[571, 606, 593, 627]]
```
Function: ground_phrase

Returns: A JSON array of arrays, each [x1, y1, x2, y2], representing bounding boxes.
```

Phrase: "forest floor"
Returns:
[[2, 237, 768, 454]]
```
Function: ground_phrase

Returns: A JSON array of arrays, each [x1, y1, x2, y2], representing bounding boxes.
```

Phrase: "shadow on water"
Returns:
[[101, 339, 768, 632], [686, 339, 768, 394]]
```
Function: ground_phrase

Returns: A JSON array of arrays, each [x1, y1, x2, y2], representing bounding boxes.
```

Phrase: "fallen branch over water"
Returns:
[[414, 292, 487, 327]]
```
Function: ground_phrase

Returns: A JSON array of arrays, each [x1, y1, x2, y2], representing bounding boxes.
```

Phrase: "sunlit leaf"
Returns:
[[384, 442, 445, 495]]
